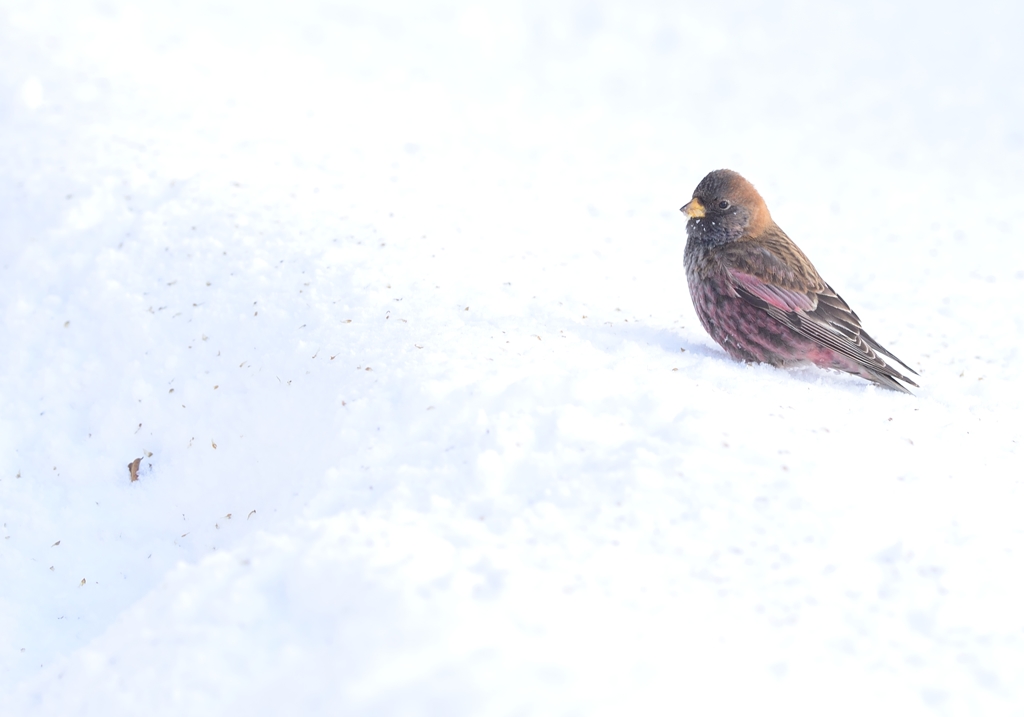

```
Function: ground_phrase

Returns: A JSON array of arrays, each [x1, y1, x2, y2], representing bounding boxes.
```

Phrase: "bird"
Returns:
[[680, 169, 918, 393]]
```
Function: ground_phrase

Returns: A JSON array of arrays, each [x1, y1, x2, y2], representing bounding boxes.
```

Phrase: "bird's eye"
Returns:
[[718, 200, 730, 210]]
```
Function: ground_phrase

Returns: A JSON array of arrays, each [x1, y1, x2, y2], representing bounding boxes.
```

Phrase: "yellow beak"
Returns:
[[680, 198, 706, 218]]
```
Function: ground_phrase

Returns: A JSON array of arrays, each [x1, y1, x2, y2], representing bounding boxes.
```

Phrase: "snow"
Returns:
[[2, 0, 1023, 714]]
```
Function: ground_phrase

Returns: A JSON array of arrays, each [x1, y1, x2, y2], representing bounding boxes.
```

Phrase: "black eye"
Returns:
[[718, 200, 730, 210]]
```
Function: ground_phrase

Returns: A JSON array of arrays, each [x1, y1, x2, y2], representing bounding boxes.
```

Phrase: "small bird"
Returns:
[[680, 169, 917, 392]]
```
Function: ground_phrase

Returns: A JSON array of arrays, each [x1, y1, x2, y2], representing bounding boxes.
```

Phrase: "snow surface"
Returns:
[[2, 0, 1024, 714]]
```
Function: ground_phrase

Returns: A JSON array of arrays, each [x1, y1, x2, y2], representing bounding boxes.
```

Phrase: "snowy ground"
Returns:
[[2, 1, 1024, 714]]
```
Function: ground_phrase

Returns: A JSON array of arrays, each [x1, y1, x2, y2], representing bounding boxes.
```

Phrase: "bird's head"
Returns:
[[681, 169, 771, 245]]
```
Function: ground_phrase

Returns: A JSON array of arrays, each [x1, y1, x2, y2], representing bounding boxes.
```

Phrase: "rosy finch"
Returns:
[[681, 169, 917, 392]]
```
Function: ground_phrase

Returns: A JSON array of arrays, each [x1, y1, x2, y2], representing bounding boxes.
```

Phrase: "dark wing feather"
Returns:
[[719, 230, 918, 392]]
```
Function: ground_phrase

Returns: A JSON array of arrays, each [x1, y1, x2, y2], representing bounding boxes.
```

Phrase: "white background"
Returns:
[[2, 1, 1023, 714]]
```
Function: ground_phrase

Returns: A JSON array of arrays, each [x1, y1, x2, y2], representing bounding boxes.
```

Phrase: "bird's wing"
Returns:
[[729, 269, 818, 312], [720, 239, 918, 388]]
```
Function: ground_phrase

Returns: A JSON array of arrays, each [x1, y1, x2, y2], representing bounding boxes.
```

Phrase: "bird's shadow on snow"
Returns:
[[567, 318, 724, 361], [570, 318, 909, 397]]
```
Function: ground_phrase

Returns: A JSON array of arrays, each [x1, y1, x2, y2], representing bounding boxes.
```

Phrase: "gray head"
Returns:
[[680, 169, 771, 246]]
